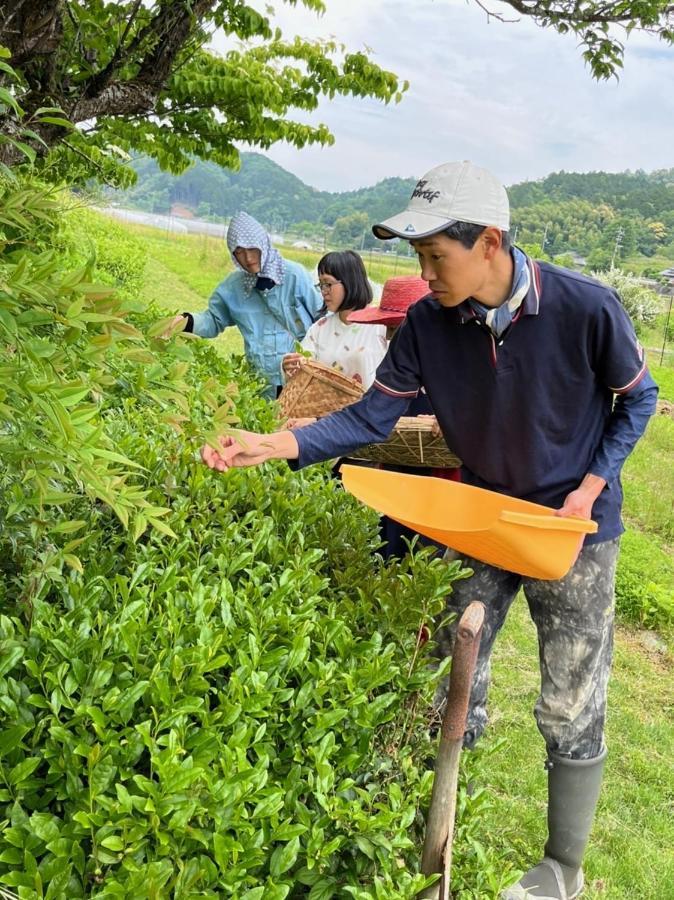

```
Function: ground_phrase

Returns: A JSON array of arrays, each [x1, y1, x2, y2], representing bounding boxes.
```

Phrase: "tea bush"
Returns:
[[0, 177, 215, 613], [60, 206, 147, 301], [0, 192, 515, 896], [0, 334, 511, 898]]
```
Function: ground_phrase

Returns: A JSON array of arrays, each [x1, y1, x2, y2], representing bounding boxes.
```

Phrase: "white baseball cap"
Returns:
[[373, 160, 510, 240]]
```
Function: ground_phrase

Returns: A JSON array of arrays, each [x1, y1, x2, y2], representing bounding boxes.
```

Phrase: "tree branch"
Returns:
[[1, 0, 64, 66], [1, 0, 64, 98], [71, 79, 159, 122], [495, 0, 674, 27], [134, 0, 214, 85], [82, 0, 144, 98], [75, 0, 214, 121]]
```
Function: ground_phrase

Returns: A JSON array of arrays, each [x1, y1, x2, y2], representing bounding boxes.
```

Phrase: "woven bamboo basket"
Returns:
[[353, 416, 462, 468], [278, 358, 364, 418]]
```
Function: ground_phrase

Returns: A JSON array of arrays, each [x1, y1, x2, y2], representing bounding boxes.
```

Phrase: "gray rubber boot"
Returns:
[[501, 747, 607, 899]]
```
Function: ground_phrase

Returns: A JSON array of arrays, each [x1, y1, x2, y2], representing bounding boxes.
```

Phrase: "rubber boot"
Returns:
[[501, 747, 607, 899]]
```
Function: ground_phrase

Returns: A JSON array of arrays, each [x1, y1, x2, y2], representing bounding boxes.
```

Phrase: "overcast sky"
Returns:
[[210, 0, 674, 192]]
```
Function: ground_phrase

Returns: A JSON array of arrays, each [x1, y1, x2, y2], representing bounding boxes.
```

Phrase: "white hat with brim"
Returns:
[[373, 160, 510, 240]]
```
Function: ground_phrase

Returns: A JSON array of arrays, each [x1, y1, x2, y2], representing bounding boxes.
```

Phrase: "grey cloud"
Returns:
[[225, 0, 674, 190]]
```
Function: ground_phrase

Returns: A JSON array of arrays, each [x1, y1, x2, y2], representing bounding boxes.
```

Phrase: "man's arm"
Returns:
[[557, 371, 658, 520], [203, 386, 410, 471], [202, 313, 423, 472], [587, 371, 658, 485], [556, 288, 660, 522], [202, 430, 300, 469]]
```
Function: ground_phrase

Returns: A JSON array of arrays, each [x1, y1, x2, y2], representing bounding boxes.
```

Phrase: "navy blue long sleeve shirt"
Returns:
[[291, 259, 658, 544]]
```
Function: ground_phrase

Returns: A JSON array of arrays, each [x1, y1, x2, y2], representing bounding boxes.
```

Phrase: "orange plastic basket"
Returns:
[[341, 465, 598, 580]]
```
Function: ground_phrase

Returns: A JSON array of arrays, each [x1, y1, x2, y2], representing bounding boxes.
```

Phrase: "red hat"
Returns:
[[347, 275, 430, 326]]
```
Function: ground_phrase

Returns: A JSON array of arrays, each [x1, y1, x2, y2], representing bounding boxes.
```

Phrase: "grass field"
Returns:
[[476, 597, 673, 900], [131, 217, 673, 897]]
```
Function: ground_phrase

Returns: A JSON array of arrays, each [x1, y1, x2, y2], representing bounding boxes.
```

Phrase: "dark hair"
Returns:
[[443, 222, 511, 253], [317, 250, 372, 311]]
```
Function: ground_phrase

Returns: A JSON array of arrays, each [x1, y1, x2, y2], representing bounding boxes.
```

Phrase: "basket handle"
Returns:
[[499, 510, 598, 534]]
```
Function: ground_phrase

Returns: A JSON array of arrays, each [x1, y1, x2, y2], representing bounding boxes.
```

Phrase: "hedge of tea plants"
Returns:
[[0, 187, 515, 897]]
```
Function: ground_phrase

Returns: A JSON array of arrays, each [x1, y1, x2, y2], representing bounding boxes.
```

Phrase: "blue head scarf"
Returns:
[[226, 211, 285, 294]]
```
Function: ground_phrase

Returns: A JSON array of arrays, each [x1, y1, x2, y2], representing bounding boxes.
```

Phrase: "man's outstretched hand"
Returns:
[[201, 430, 300, 471]]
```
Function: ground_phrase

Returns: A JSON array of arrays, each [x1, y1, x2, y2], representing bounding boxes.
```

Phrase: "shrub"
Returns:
[[0, 177, 212, 611], [590, 269, 661, 333], [60, 206, 147, 300], [0, 327, 517, 897], [0, 187, 515, 897], [615, 530, 674, 630]]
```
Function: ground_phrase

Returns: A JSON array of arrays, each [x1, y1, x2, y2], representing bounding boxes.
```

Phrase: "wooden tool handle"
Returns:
[[419, 601, 485, 898], [441, 601, 485, 743]]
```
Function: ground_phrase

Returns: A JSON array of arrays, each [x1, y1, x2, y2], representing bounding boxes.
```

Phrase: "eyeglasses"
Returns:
[[315, 280, 342, 294]]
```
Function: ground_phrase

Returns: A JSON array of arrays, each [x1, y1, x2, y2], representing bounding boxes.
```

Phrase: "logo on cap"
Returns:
[[411, 179, 441, 204], [404, 224, 415, 233]]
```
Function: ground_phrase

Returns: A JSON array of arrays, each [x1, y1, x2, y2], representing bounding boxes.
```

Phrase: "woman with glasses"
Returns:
[[282, 250, 387, 390]]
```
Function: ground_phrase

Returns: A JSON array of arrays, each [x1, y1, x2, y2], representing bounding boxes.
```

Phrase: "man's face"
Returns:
[[234, 246, 262, 274], [411, 233, 488, 307]]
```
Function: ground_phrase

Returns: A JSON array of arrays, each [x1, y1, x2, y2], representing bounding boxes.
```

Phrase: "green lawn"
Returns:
[[623, 414, 674, 546], [474, 596, 673, 900], [649, 363, 674, 400]]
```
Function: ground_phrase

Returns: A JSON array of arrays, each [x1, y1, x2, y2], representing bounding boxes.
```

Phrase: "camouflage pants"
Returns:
[[434, 539, 619, 760]]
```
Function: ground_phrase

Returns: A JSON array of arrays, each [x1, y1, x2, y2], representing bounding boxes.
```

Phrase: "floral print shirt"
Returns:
[[300, 312, 387, 388]]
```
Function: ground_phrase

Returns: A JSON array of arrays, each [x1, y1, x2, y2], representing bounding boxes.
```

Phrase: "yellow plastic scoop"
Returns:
[[341, 465, 598, 580]]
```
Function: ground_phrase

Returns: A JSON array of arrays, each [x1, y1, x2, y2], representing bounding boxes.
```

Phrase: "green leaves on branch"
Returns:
[[0, 180, 236, 608], [0, 3, 405, 183], [0, 48, 72, 175], [494, 1, 674, 79], [3, 2, 671, 182]]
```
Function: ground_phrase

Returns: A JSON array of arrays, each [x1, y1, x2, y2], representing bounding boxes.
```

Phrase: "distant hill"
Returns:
[[108, 154, 674, 267], [106, 153, 415, 228]]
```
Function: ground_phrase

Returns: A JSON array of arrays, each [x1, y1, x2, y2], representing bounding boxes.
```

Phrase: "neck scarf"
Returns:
[[226, 211, 285, 295], [468, 246, 530, 338]]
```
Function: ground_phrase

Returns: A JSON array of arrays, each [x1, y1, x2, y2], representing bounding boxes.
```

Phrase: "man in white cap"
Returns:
[[201, 162, 658, 899]]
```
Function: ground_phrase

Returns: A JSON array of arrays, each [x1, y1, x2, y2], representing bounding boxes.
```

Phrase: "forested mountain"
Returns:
[[508, 169, 674, 265], [108, 154, 674, 266], [509, 169, 674, 213], [107, 153, 415, 229]]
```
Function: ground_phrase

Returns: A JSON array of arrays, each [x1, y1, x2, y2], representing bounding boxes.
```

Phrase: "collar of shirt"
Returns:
[[255, 275, 276, 292], [458, 247, 540, 335]]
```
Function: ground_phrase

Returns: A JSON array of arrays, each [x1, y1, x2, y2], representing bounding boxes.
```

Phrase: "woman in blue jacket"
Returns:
[[175, 211, 323, 398]]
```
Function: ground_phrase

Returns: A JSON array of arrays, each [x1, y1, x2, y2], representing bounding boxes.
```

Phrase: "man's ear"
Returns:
[[481, 226, 503, 260]]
